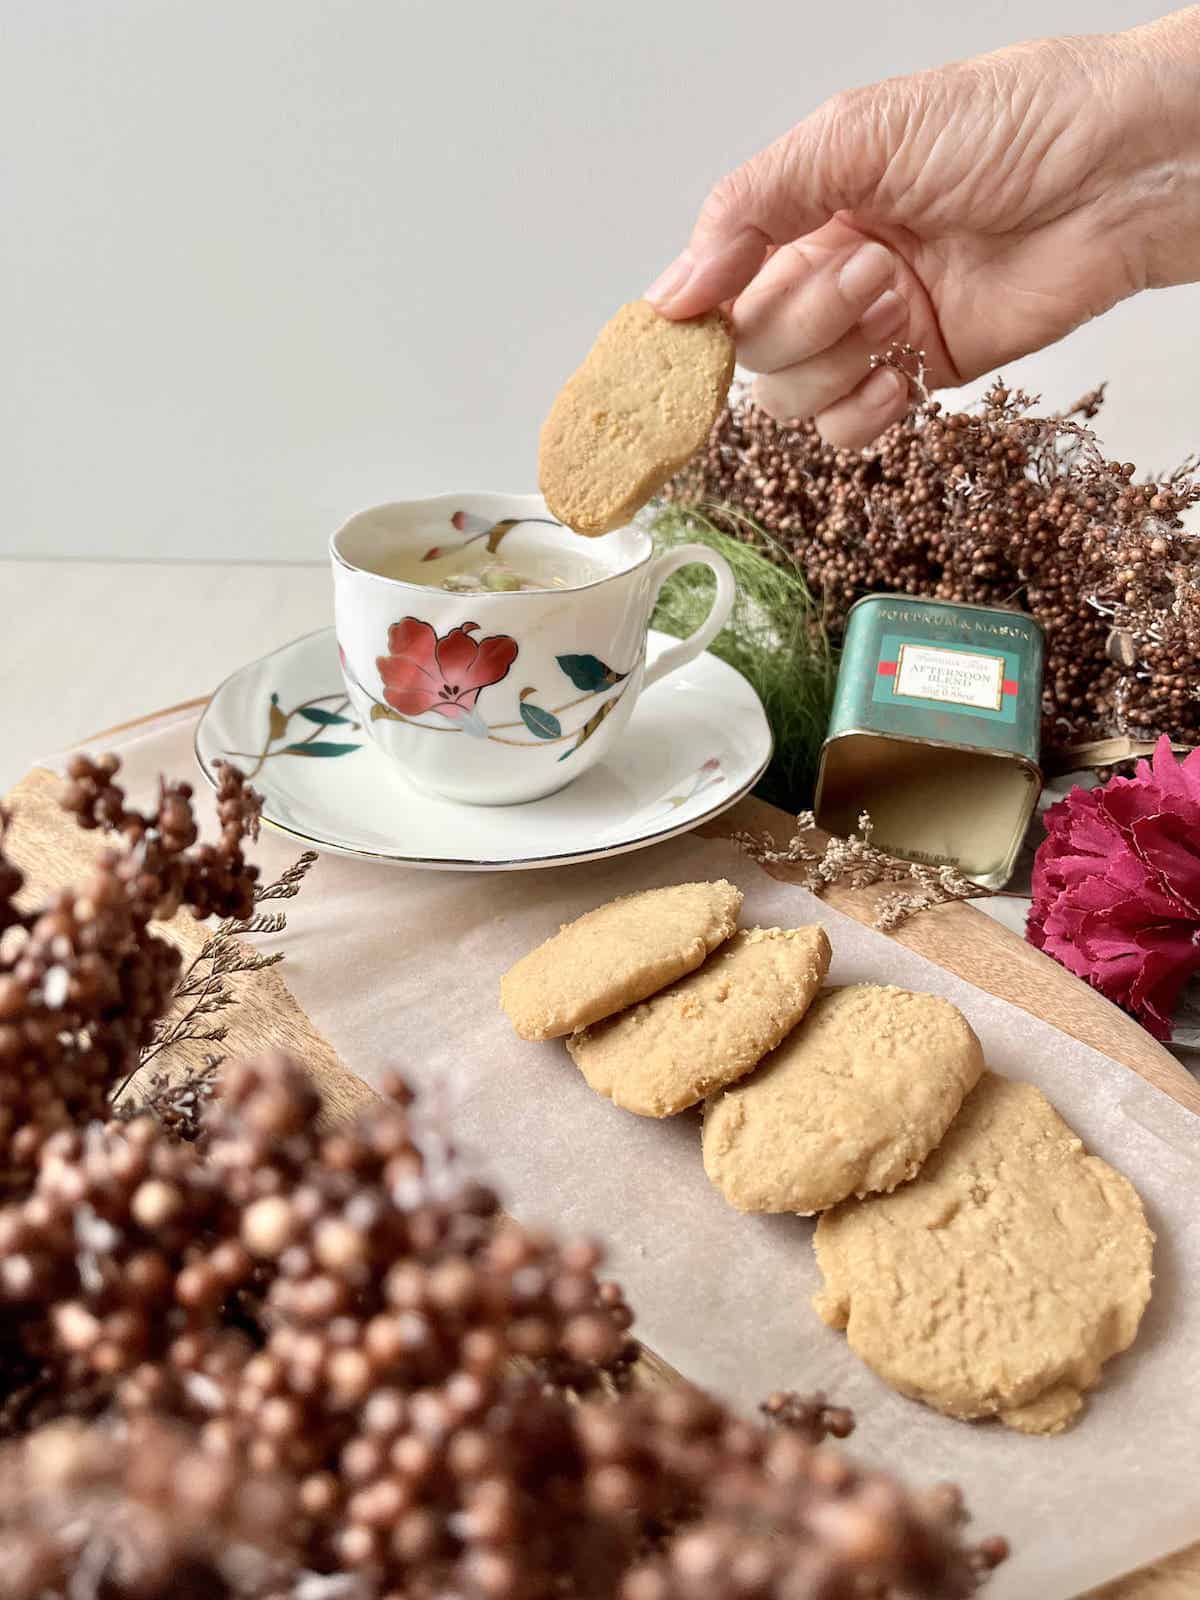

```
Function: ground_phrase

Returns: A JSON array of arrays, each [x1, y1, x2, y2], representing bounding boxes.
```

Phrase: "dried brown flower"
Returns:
[[665, 370, 1200, 753], [0, 1047, 1004, 1600], [732, 811, 992, 929], [760, 1389, 855, 1443], [0, 1416, 298, 1600], [0, 773, 1007, 1599], [122, 849, 319, 1104], [0, 756, 262, 1198], [117, 1059, 223, 1143]]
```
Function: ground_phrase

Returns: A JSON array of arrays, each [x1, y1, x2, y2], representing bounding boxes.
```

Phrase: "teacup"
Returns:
[[331, 491, 735, 805]]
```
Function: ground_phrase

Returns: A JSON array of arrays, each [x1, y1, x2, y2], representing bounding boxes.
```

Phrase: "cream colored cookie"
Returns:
[[539, 300, 735, 536], [566, 926, 831, 1118], [702, 985, 983, 1215], [500, 880, 742, 1042], [813, 1073, 1154, 1434]]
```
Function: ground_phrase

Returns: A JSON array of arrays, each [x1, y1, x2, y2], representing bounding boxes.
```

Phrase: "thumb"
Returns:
[[646, 89, 892, 319]]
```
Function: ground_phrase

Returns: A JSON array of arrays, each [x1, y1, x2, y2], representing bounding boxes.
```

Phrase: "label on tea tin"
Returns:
[[894, 643, 1004, 709], [873, 634, 1020, 725]]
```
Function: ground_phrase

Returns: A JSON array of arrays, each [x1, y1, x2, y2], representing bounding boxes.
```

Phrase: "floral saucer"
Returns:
[[196, 628, 771, 870]]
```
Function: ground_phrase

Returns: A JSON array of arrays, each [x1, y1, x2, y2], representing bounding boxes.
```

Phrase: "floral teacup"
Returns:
[[331, 492, 735, 805]]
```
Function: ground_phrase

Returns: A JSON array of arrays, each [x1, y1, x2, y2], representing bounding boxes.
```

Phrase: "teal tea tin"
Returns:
[[814, 596, 1044, 888]]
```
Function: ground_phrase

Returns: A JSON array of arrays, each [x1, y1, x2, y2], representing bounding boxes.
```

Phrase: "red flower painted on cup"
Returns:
[[376, 618, 517, 723]]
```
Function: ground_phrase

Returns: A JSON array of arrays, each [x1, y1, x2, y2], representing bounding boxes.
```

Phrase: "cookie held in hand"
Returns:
[[813, 1072, 1154, 1433], [702, 984, 983, 1214], [567, 925, 831, 1118], [500, 880, 742, 1041], [539, 300, 735, 536]]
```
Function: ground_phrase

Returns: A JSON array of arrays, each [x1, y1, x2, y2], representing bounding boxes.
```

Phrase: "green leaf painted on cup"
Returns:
[[556, 654, 629, 692], [519, 701, 562, 740], [281, 741, 361, 758], [297, 706, 354, 727]]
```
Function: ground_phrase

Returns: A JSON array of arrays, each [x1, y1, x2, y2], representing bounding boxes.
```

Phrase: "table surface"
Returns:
[[7, 758, 1199, 1600], [4, 555, 1199, 1596]]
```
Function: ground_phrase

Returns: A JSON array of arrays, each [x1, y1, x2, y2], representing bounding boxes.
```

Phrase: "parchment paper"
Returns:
[[44, 711, 1200, 1600]]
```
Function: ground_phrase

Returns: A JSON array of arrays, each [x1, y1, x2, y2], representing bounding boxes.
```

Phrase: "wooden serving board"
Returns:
[[5, 704, 1199, 1600]]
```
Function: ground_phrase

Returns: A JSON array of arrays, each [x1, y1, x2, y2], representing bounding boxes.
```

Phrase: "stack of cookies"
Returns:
[[501, 881, 1155, 1436]]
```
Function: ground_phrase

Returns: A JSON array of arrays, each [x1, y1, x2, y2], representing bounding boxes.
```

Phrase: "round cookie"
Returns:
[[566, 926, 831, 1118], [702, 984, 983, 1214], [813, 1073, 1154, 1434], [499, 880, 742, 1042], [538, 300, 735, 536]]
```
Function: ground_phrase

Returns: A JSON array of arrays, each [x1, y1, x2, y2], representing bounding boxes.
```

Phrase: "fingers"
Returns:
[[646, 89, 892, 318], [732, 212, 954, 447], [752, 315, 913, 452], [733, 225, 898, 373], [644, 227, 772, 326], [752, 290, 907, 418], [813, 366, 911, 450]]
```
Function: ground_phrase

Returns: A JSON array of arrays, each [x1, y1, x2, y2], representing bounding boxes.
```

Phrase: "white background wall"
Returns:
[[4, 0, 1196, 564]]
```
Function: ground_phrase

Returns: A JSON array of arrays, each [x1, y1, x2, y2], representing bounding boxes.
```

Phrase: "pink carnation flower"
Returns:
[[1028, 736, 1200, 1039]]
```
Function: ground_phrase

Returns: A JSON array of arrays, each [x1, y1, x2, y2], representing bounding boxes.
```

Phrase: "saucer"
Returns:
[[195, 627, 771, 870]]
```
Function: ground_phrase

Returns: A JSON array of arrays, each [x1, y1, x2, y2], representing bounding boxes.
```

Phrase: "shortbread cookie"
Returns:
[[813, 1073, 1154, 1434], [500, 880, 742, 1041], [702, 985, 983, 1215], [566, 926, 831, 1118], [539, 300, 735, 536]]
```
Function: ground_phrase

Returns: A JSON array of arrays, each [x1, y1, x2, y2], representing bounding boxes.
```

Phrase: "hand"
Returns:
[[646, 13, 1200, 447]]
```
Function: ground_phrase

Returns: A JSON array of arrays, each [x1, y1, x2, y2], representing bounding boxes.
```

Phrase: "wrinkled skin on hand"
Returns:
[[648, 15, 1200, 447]]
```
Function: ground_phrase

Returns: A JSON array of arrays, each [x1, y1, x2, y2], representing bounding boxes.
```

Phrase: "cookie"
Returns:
[[539, 300, 735, 536], [566, 926, 831, 1118], [702, 985, 983, 1215], [813, 1073, 1154, 1433], [500, 880, 742, 1042]]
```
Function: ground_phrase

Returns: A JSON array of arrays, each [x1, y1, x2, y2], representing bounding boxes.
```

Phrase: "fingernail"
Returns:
[[645, 252, 694, 308], [859, 365, 906, 410], [837, 241, 893, 302], [858, 289, 906, 343]]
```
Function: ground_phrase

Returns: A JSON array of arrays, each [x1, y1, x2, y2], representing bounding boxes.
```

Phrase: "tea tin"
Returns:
[[814, 595, 1044, 888]]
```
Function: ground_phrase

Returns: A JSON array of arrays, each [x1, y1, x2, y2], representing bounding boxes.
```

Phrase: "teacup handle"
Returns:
[[642, 543, 737, 690]]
